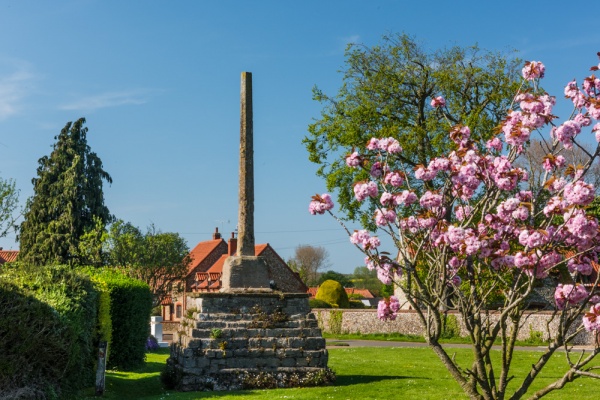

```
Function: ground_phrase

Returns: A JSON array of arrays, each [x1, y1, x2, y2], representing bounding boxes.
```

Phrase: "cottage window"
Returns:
[[176, 304, 182, 319]]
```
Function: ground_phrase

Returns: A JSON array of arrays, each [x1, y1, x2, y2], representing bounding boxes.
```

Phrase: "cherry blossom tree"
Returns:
[[310, 56, 600, 399]]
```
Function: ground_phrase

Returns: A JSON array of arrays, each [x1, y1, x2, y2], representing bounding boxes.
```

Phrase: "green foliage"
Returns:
[[105, 219, 190, 307], [350, 266, 385, 296], [380, 283, 394, 298], [0, 175, 19, 238], [316, 280, 349, 308], [89, 276, 113, 361], [348, 300, 366, 309], [0, 263, 100, 399], [318, 270, 354, 287], [328, 310, 344, 335], [18, 118, 113, 266], [89, 268, 153, 370], [309, 298, 332, 308], [304, 33, 521, 225], [441, 314, 462, 339]]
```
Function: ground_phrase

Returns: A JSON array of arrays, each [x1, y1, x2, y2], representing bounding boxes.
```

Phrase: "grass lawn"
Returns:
[[82, 346, 599, 400]]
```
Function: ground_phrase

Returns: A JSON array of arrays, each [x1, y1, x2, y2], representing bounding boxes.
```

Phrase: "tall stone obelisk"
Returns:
[[237, 71, 255, 256], [220, 72, 271, 292]]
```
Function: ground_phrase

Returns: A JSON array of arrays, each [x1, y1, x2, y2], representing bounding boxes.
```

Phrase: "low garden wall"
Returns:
[[312, 309, 597, 346]]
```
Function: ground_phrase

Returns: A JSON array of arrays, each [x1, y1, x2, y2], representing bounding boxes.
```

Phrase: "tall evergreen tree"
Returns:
[[18, 118, 113, 266]]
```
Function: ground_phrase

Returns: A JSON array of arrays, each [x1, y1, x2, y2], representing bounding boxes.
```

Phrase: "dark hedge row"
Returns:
[[0, 264, 98, 399], [87, 268, 153, 370], [0, 264, 152, 399]]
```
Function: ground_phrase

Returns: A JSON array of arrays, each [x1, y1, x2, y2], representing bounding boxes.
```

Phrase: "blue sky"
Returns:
[[1, 0, 599, 274]]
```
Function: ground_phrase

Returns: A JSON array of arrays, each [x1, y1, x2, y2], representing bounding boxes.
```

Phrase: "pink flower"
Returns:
[[346, 152, 361, 167], [555, 284, 588, 310], [431, 96, 446, 108], [522, 61, 545, 80], [370, 161, 386, 178], [486, 137, 503, 151], [377, 296, 400, 321], [594, 123, 600, 142], [419, 191, 443, 209], [366, 138, 380, 150], [583, 303, 600, 332], [378, 137, 402, 153], [375, 208, 396, 226], [309, 193, 334, 215], [354, 181, 378, 202], [563, 181, 595, 206], [395, 190, 418, 206], [384, 171, 404, 187]]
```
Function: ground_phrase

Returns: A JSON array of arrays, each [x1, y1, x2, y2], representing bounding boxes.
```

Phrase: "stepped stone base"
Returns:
[[165, 292, 334, 391]]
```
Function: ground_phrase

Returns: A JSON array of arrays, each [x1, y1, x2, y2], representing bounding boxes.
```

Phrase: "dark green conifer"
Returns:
[[18, 118, 113, 266]]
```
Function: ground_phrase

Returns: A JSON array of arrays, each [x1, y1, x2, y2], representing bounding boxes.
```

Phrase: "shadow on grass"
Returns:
[[335, 374, 426, 386]]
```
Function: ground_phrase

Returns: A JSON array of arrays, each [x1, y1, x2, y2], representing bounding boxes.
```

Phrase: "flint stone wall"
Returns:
[[313, 309, 597, 346]]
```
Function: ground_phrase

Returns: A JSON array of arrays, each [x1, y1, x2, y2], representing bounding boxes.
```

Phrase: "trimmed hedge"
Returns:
[[0, 264, 99, 399], [315, 280, 349, 308], [89, 268, 152, 370]]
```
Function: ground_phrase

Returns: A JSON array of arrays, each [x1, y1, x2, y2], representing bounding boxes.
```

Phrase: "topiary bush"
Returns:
[[90, 268, 152, 370], [315, 280, 349, 308], [0, 264, 99, 399]]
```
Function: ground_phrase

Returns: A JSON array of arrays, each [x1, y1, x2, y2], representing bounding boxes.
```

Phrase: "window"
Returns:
[[176, 304, 182, 319]]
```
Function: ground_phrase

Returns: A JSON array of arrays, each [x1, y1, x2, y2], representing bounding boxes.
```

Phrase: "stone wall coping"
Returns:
[[311, 308, 560, 316], [188, 292, 309, 300]]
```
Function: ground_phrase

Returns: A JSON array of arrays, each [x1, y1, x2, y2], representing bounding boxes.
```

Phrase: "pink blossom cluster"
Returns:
[[346, 151, 362, 167], [554, 284, 588, 310], [308, 193, 334, 215], [375, 208, 396, 226], [582, 303, 600, 332], [354, 181, 378, 202], [350, 229, 380, 250], [522, 61, 545, 80], [377, 296, 400, 321], [366, 137, 402, 153], [431, 96, 446, 108], [542, 154, 565, 172]]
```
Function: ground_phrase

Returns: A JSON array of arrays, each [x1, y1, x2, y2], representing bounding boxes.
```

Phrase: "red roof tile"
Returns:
[[0, 250, 18, 264], [187, 239, 224, 274]]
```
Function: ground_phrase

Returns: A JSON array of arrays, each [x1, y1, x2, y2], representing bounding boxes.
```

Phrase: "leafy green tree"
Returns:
[[318, 270, 354, 288], [304, 33, 522, 226], [105, 220, 191, 307], [0, 176, 19, 239], [350, 266, 389, 297], [18, 118, 113, 266]]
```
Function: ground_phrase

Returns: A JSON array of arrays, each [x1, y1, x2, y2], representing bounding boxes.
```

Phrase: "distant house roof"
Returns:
[[345, 288, 375, 298], [0, 249, 18, 264], [307, 286, 375, 299], [187, 239, 224, 275]]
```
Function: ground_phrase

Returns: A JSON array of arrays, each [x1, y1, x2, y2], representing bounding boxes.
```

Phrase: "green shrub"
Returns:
[[309, 298, 332, 308], [441, 314, 462, 339], [315, 280, 349, 308], [90, 268, 152, 370], [89, 276, 113, 362], [349, 300, 366, 308], [0, 263, 99, 399]]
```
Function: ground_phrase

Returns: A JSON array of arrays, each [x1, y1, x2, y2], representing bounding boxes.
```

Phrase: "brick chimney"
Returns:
[[228, 232, 237, 256], [213, 227, 222, 240]]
